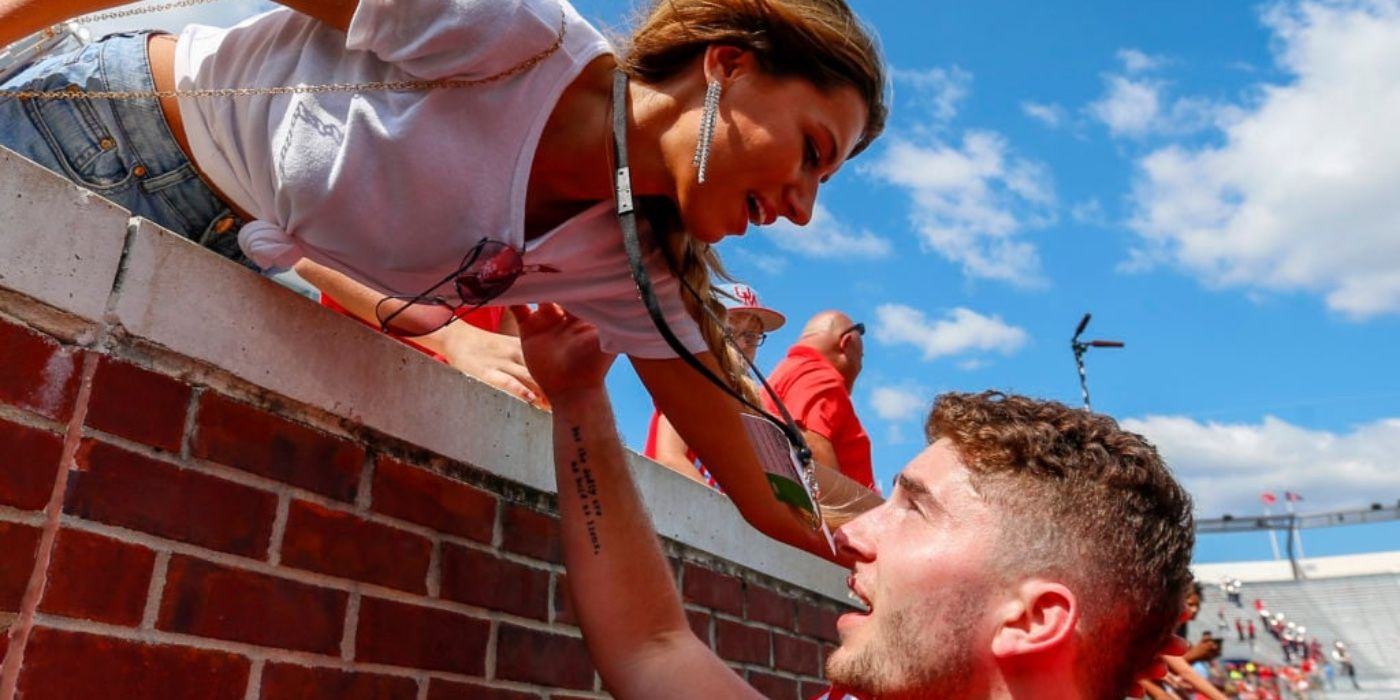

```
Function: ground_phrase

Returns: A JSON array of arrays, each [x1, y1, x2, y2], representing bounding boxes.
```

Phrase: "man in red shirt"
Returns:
[[763, 310, 874, 490], [511, 305, 1193, 700]]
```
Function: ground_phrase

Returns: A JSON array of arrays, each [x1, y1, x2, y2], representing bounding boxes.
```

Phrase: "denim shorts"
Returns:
[[0, 31, 252, 267]]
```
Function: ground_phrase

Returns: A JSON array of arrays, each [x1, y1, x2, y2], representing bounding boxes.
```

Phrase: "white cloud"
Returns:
[[867, 133, 1056, 285], [763, 203, 892, 259], [730, 248, 788, 276], [1089, 75, 1164, 138], [1126, 0, 1400, 318], [1070, 197, 1107, 226], [872, 304, 1028, 361], [893, 66, 972, 124], [1123, 414, 1400, 517], [869, 385, 929, 422], [1022, 101, 1067, 128], [1118, 48, 1167, 74]]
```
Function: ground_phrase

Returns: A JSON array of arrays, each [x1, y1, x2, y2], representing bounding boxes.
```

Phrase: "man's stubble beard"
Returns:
[[826, 587, 990, 699]]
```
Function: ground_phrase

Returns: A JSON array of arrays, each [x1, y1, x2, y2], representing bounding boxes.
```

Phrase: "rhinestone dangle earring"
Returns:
[[692, 80, 722, 184]]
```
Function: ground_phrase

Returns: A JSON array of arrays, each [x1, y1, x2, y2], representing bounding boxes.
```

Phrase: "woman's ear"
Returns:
[[702, 44, 756, 85], [989, 580, 1079, 659]]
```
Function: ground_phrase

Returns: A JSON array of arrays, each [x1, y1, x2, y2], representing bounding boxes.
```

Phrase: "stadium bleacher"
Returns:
[[1196, 571, 1400, 694]]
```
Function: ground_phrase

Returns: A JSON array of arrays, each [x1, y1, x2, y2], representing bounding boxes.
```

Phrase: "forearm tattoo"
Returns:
[[570, 425, 603, 555]]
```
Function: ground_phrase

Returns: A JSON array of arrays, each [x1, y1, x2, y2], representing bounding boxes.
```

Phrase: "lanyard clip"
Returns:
[[615, 166, 634, 215]]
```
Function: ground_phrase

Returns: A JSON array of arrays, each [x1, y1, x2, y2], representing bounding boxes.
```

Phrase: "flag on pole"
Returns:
[[1260, 491, 1277, 506], [1284, 491, 1303, 502]]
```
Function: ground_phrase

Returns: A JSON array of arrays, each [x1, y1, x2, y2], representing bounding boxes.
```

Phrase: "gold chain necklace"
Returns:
[[1, 0, 567, 101]]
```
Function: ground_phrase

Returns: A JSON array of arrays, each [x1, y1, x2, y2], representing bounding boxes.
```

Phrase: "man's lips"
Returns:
[[846, 573, 872, 613]]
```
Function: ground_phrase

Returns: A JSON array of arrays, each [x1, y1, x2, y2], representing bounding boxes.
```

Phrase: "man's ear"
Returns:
[[989, 580, 1079, 659]]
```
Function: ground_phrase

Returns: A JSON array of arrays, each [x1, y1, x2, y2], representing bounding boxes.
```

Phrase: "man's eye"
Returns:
[[805, 138, 821, 169]]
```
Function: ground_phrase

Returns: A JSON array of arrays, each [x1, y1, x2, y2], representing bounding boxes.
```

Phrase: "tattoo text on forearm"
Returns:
[[570, 425, 603, 554]]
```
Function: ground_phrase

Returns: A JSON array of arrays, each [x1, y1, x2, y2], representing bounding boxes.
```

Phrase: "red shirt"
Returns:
[[643, 408, 721, 489], [763, 346, 873, 489]]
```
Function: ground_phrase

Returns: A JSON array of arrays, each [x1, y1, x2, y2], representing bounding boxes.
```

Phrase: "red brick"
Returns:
[[0, 320, 81, 421], [439, 544, 548, 620], [747, 585, 796, 629], [773, 632, 820, 676], [821, 643, 837, 678], [716, 618, 771, 665], [795, 602, 844, 643], [0, 522, 41, 611], [40, 528, 154, 625], [157, 555, 346, 654], [427, 679, 540, 700], [749, 670, 799, 700], [280, 500, 431, 593], [686, 608, 712, 645], [500, 503, 561, 563], [553, 572, 577, 627], [681, 563, 744, 616], [369, 457, 495, 542], [495, 623, 594, 690], [0, 417, 63, 511], [17, 627, 248, 699], [65, 440, 277, 558], [802, 680, 832, 698], [192, 394, 363, 501], [86, 357, 191, 452], [355, 596, 489, 675], [260, 663, 418, 700]]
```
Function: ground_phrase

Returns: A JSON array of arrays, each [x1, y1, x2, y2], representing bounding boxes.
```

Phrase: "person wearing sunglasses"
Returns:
[[644, 283, 784, 488], [762, 311, 875, 491], [1, 0, 886, 558]]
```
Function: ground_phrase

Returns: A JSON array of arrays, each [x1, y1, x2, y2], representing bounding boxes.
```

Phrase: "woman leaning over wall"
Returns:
[[0, 0, 888, 560]]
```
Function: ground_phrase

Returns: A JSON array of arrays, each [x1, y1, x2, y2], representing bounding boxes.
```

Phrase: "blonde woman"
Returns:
[[0, 0, 887, 559]]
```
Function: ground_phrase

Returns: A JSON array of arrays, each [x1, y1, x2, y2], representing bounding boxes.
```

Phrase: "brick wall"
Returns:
[[0, 148, 852, 698]]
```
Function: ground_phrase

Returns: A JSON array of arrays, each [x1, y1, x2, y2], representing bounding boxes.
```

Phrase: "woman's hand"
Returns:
[[509, 304, 617, 402], [427, 320, 545, 407]]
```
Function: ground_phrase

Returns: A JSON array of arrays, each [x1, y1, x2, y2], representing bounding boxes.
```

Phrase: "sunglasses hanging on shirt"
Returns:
[[608, 70, 831, 544]]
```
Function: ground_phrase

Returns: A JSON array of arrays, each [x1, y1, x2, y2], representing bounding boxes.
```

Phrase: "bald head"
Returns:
[[800, 310, 856, 339], [795, 310, 864, 389]]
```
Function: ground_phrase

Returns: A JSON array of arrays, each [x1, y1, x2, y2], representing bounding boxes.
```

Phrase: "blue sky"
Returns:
[[102, 0, 1400, 563]]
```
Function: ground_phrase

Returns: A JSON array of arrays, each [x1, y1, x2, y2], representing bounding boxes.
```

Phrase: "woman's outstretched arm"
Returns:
[[632, 355, 836, 562]]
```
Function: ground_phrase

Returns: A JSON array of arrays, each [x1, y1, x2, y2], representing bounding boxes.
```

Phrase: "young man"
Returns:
[[512, 304, 1194, 699]]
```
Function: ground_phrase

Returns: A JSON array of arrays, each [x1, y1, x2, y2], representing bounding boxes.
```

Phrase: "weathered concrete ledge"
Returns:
[[0, 146, 847, 601]]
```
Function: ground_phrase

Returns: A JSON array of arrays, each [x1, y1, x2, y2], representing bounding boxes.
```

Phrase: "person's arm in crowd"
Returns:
[[1139, 679, 1177, 700], [812, 461, 883, 530], [292, 259, 544, 405], [1163, 656, 1227, 700], [512, 304, 761, 699], [632, 355, 835, 561], [0, 0, 357, 46], [649, 415, 709, 485]]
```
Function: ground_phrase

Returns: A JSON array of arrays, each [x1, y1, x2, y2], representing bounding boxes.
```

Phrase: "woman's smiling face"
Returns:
[[668, 47, 869, 244]]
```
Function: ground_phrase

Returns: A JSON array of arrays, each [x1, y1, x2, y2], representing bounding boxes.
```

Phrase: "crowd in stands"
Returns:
[[1147, 579, 1364, 699]]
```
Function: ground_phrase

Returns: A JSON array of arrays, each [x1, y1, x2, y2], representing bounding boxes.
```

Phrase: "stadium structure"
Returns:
[[1190, 502, 1400, 697]]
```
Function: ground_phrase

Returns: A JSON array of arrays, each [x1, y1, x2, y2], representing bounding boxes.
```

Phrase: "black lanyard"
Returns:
[[609, 70, 815, 472]]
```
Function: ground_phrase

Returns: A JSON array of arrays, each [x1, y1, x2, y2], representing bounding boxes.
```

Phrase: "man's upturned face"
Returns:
[[827, 439, 1006, 698]]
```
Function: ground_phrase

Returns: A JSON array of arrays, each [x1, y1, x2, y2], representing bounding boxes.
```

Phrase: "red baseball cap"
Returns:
[[718, 283, 785, 332]]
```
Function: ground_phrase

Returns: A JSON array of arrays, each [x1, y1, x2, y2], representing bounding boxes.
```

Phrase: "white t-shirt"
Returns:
[[174, 0, 705, 357]]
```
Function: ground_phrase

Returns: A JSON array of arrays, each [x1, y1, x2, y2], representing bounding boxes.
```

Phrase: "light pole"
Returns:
[[1071, 313, 1124, 411]]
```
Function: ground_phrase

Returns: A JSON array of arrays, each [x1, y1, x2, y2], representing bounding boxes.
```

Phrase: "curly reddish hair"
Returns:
[[926, 391, 1194, 699]]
